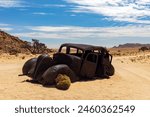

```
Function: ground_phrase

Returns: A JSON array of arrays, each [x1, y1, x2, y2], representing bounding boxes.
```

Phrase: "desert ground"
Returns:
[[0, 50, 150, 100]]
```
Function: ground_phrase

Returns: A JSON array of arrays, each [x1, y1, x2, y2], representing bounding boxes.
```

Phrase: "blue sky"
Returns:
[[0, 0, 150, 48]]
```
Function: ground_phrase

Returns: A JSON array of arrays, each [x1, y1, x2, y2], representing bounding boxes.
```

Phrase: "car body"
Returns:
[[21, 43, 115, 85], [53, 43, 114, 78]]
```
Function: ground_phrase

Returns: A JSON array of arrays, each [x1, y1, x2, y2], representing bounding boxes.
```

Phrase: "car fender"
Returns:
[[42, 64, 79, 85]]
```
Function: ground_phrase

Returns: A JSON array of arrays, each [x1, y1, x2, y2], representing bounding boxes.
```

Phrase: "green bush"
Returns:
[[55, 74, 71, 90]]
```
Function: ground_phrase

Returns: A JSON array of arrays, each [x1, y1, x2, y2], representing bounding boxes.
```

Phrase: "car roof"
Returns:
[[60, 43, 106, 51]]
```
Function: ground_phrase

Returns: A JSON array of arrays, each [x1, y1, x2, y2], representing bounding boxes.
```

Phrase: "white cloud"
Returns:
[[0, 23, 13, 31], [0, 0, 25, 8], [0, 23, 10, 26], [70, 14, 76, 16], [44, 4, 66, 7], [0, 27, 13, 31], [27, 26, 79, 32], [32, 12, 54, 15], [65, 0, 150, 24], [13, 25, 150, 40]]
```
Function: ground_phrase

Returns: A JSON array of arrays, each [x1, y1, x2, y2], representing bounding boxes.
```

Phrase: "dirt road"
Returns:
[[113, 57, 150, 99]]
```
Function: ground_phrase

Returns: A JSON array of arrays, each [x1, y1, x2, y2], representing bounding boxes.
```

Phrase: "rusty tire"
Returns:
[[105, 64, 115, 76]]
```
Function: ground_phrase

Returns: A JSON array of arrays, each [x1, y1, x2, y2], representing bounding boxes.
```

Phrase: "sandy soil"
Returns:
[[0, 53, 150, 100]]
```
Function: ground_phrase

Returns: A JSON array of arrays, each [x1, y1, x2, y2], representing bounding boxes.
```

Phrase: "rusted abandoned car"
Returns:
[[20, 43, 115, 85]]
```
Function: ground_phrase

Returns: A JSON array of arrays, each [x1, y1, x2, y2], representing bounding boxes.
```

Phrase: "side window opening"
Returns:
[[59, 46, 67, 53], [70, 47, 83, 57], [94, 50, 99, 53], [87, 54, 97, 63], [70, 48, 77, 54]]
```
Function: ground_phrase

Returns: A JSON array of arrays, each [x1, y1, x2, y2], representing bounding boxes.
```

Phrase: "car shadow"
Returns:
[[20, 76, 110, 89], [21, 79, 56, 89]]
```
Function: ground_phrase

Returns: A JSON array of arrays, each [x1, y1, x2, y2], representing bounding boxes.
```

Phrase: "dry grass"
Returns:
[[55, 74, 71, 90]]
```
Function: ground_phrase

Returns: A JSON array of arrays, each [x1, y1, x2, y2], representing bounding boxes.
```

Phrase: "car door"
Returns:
[[80, 53, 98, 78]]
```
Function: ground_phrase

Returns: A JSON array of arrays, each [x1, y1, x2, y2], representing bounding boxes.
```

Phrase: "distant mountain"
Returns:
[[113, 43, 150, 48]]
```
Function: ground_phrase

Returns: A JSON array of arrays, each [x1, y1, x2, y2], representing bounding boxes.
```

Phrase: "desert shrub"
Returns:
[[55, 74, 71, 90], [25, 52, 31, 55], [9, 49, 21, 55], [122, 53, 126, 56], [139, 46, 149, 52], [15, 53, 19, 56], [22, 56, 25, 59], [117, 50, 121, 52], [116, 53, 121, 56], [130, 58, 136, 62], [147, 55, 150, 58]]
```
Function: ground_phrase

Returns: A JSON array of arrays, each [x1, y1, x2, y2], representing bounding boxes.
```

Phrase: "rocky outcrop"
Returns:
[[0, 30, 30, 54], [0, 30, 54, 54]]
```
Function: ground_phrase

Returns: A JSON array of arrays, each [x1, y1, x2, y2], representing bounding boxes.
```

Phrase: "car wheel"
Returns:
[[105, 64, 115, 76]]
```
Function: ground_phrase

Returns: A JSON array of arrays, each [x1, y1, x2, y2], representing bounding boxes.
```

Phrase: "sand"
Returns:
[[0, 52, 150, 100]]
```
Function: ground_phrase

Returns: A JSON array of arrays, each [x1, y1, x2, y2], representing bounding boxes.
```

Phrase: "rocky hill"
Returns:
[[0, 30, 53, 54], [113, 43, 150, 48], [0, 30, 31, 54]]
